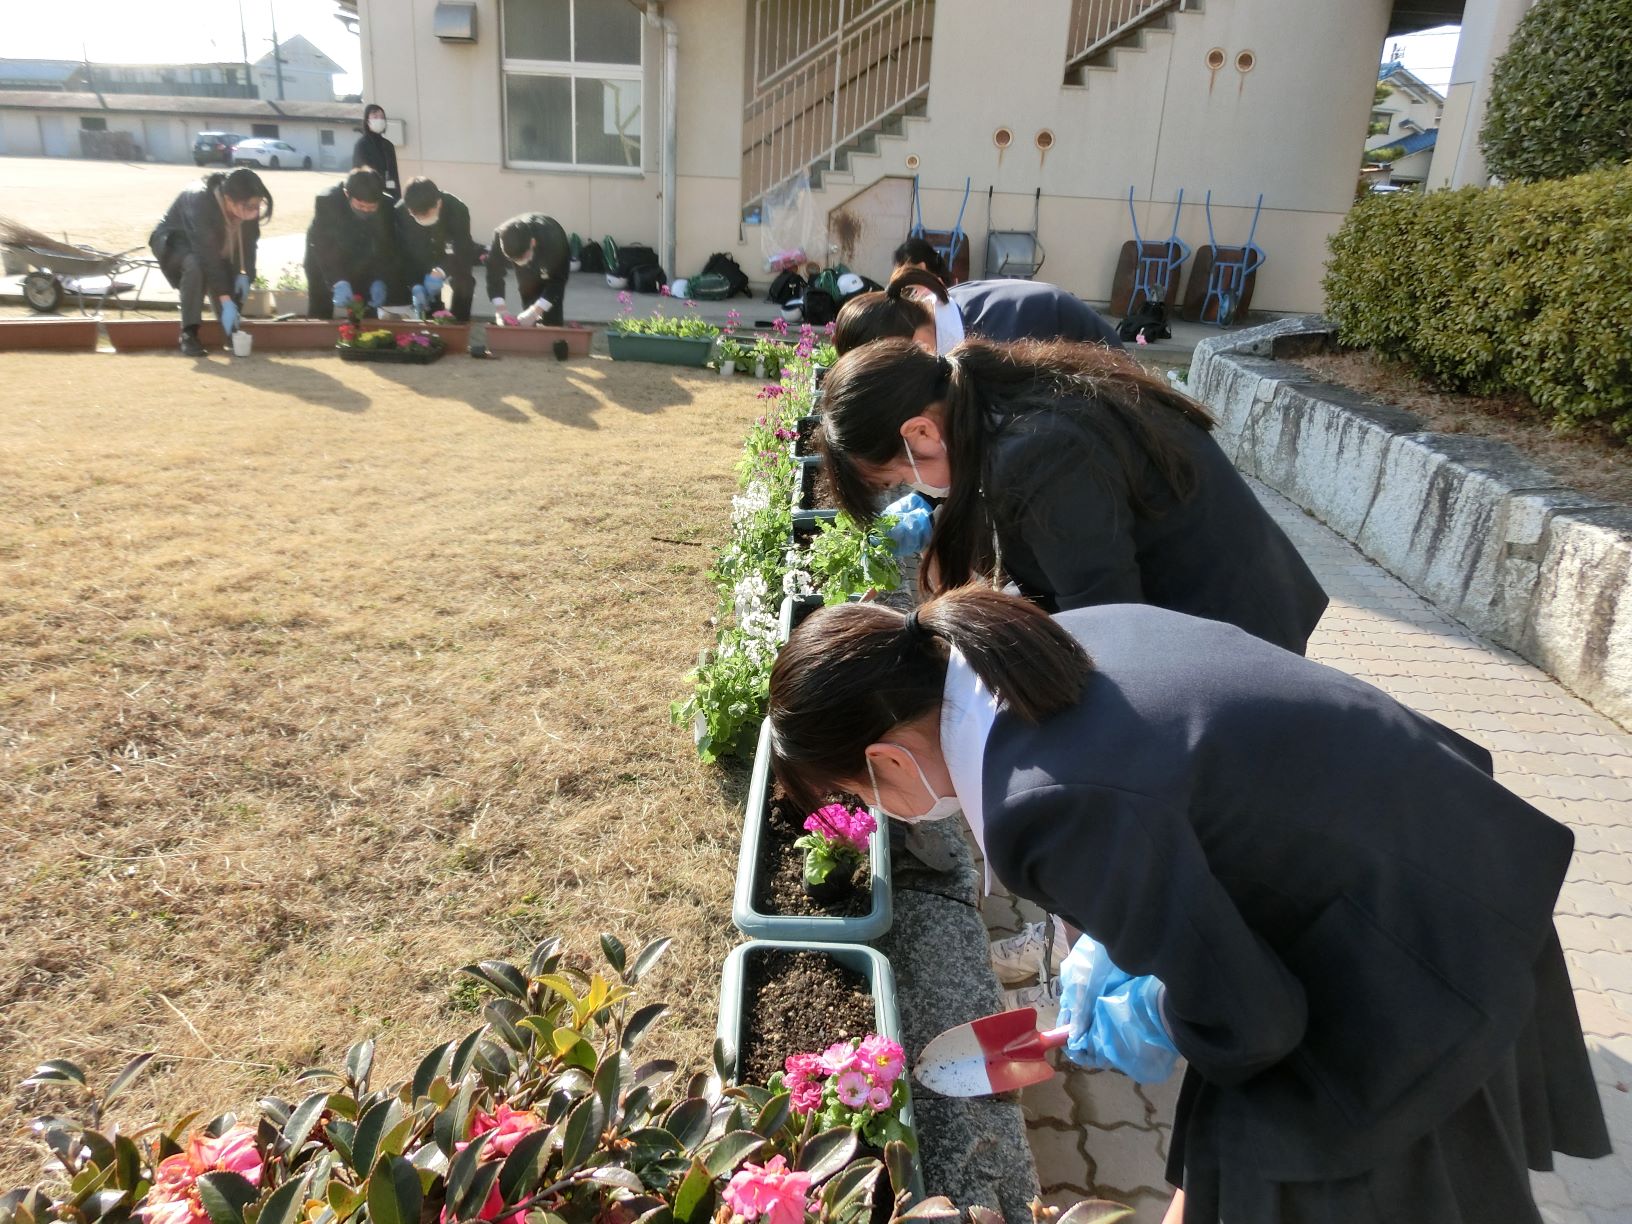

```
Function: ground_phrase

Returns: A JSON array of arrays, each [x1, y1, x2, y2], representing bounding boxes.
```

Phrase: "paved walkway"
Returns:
[[980, 479, 1632, 1223]]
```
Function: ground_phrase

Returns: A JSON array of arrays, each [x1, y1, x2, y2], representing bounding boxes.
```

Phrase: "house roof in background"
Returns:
[[1378, 60, 1446, 106], [254, 35, 345, 76], [0, 59, 86, 84], [1376, 128, 1440, 161], [0, 90, 355, 122]]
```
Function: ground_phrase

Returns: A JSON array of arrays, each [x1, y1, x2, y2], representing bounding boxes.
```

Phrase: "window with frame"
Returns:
[[500, 0, 643, 170], [79, 116, 107, 131], [251, 123, 279, 139]]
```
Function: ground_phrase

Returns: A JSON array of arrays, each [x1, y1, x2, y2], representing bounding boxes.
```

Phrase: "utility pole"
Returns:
[[269, 0, 286, 100], [237, 0, 254, 96]]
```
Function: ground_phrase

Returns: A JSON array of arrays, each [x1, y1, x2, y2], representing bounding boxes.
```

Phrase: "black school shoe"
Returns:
[[179, 331, 208, 357]]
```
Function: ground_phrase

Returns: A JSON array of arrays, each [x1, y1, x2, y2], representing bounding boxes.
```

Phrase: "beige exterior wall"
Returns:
[[1425, 0, 1537, 190], [359, 0, 1391, 313]]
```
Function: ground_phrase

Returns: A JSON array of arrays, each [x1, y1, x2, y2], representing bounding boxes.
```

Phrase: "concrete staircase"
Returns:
[[1062, 0, 1201, 88]]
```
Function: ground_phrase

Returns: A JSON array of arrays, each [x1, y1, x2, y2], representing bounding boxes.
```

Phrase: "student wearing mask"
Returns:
[[351, 103, 400, 201], [486, 213, 570, 326], [304, 168, 396, 320], [819, 338, 1328, 653], [395, 177, 478, 321], [857, 239, 1123, 353], [149, 166, 271, 357], [767, 586, 1610, 1224]]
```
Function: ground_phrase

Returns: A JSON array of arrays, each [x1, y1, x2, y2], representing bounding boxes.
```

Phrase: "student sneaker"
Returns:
[[179, 331, 207, 358], [1000, 977, 1063, 1028], [990, 920, 1073, 985]]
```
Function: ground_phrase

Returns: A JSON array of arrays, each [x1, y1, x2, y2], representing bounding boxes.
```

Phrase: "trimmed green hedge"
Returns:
[[1323, 164, 1632, 436], [1481, 0, 1632, 183]]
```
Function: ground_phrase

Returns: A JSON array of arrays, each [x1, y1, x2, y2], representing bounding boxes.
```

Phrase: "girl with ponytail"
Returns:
[[769, 588, 1608, 1224], [817, 336, 1328, 655]]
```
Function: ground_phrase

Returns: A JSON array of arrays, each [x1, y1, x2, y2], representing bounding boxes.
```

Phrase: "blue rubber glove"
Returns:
[[331, 279, 353, 307], [423, 272, 446, 297], [881, 492, 934, 557], [219, 298, 240, 335], [1056, 936, 1179, 1083], [233, 273, 250, 298], [367, 279, 388, 309], [410, 283, 428, 315]]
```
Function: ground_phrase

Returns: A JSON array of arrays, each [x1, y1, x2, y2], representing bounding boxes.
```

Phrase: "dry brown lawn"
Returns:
[[0, 350, 760, 1185]]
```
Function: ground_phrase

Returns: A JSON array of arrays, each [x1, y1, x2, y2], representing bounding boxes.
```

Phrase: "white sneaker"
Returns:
[[990, 920, 1073, 985], [1000, 977, 1063, 1028]]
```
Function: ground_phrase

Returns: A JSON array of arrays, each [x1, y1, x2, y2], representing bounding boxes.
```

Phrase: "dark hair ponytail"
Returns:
[[221, 166, 273, 223], [893, 236, 949, 280], [818, 336, 1216, 594], [832, 265, 948, 354], [769, 586, 1093, 812]]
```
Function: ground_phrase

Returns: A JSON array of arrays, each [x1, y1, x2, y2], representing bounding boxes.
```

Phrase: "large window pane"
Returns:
[[506, 74, 572, 163], [502, 0, 570, 61], [574, 0, 642, 64], [574, 76, 641, 166]]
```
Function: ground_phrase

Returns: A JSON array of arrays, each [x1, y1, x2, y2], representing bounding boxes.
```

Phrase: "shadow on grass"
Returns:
[[193, 354, 372, 414]]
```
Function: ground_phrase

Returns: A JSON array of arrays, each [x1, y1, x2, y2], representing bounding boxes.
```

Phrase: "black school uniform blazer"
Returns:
[[483, 213, 571, 302], [394, 192, 478, 280], [948, 280, 1124, 350], [982, 400, 1328, 655], [305, 183, 396, 288], [979, 604, 1575, 1181]]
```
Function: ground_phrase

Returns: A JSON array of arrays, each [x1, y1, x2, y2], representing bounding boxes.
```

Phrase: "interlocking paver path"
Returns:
[[981, 480, 1632, 1224]]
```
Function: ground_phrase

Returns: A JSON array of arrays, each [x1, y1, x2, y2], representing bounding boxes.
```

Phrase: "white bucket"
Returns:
[[231, 331, 253, 358]]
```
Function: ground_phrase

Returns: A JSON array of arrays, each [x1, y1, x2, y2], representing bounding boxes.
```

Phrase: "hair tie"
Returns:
[[933, 353, 954, 394], [902, 608, 931, 647]]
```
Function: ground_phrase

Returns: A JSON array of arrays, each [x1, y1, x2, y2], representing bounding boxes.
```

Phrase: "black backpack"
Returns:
[[1118, 298, 1171, 342], [579, 240, 605, 274], [801, 288, 838, 326], [767, 269, 806, 305], [702, 252, 752, 298], [630, 263, 668, 294], [617, 243, 659, 278]]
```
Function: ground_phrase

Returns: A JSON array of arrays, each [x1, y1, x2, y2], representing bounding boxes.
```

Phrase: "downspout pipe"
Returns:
[[646, 2, 679, 279]]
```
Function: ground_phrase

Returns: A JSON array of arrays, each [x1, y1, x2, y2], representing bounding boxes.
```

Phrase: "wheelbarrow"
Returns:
[[1181, 190, 1267, 326], [984, 186, 1045, 280], [1109, 187, 1191, 317], [3, 236, 159, 315], [910, 174, 972, 285]]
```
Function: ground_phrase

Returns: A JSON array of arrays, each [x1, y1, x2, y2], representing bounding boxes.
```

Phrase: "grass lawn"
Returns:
[[0, 350, 758, 1184]]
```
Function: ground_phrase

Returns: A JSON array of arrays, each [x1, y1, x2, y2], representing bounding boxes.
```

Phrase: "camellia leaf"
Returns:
[[620, 1004, 667, 1053], [326, 1184, 362, 1220], [443, 1130, 491, 1213], [628, 1059, 678, 1096], [894, 1197, 960, 1223], [496, 1128, 551, 1207], [282, 1091, 329, 1158], [753, 1092, 791, 1140], [669, 1159, 712, 1224], [102, 1053, 158, 1107], [593, 1052, 623, 1121], [349, 1099, 401, 1179], [598, 934, 627, 974], [549, 1029, 597, 1073], [459, 961, 529, 1003], [663, 1099, 710, 1152], [366, 1156, 422, 1224], [448, 1026, 488, 1085], [628, 938, 672, 984], [560, 1094, 606, 1171], [254, 1172, 312, 1224], [343, 1041, 374, 1092], [410, 1042, 453, 1103], [796, 1128, 858, 1184], [454, 1163, 500, 1224], [1055, 1202, 1136, 1224], [21, 1060, 86, 1089], [582, 1167, 642, 1192], [702, 1131, 765, 1179], [527, 936, 563, 980], [196, 1172, 259, 1224]]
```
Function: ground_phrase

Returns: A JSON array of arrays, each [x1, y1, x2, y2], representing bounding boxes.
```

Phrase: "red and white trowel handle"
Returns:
[[912, 1007, 1071, 1097]]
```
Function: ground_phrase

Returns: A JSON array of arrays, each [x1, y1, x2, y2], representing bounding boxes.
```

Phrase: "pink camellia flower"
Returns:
[[141, 1128, 263, 1224], [857, 1034, 906, 1085], [820, 1040, 861, 1076], [867, 1084, 892, 1112], [463, 1103, 544, 1158], [723, 1155, 812, 1224], [443, 1181, 528, 1224], [835, 1070, 871, 1108]]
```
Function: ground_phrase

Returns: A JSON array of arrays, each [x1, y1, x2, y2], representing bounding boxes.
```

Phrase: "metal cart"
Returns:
[[3, 237, 159, 315], [984, 186, 1045, 280]]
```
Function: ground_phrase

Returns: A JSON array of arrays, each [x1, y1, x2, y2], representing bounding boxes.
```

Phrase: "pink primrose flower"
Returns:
[[141, 1128, 264, 1224], [659, 283, 672, 296], [857, 1034, 906, 1084], [804, 803, 875, 853], [723, 1155, 812, 1224], [820, 1040, 862, 1076], [835, 1070, 871, 1108], [773, 316, 789, 336], [867, 1084, 892, 1112]]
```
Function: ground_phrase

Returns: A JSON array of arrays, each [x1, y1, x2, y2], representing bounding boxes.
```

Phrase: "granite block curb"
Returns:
[[1188, 318, 1632, 729]]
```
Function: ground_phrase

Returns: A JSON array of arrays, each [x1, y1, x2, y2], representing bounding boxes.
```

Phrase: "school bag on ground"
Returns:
[[689, 272, 734, 301], [616, 243, 660, 279], [1118, 299, 1171, 342], [630, 262, 668, 294], [767, 269, 806, 305], [579, 239, 605, 274], [701, 252, 753, 298]]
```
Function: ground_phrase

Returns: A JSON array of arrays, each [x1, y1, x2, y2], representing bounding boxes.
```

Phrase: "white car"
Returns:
[[231, 138, 312, 170]]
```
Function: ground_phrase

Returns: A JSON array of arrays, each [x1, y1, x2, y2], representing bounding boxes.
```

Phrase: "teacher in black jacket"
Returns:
[[817, 337, 1327, 656], [767, 586, 1610, 1224], [486, 212, 571, 327], [351, 102, 400, 201], [148, 167, 271, 357], [396, 177, 478, 321], [835, 266, 1124, 355]]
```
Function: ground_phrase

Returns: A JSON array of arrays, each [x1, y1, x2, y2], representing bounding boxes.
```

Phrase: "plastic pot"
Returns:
[[732, 717, 891, 942]]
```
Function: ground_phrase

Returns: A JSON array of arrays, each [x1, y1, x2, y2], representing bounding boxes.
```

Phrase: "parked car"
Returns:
[[193, 131, 247, 166], [231, 138, 312, 170]]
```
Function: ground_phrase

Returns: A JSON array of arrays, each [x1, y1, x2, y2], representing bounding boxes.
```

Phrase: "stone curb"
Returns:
[[1187, 318, 1632, 729], [878, 825, 1042, 1220]]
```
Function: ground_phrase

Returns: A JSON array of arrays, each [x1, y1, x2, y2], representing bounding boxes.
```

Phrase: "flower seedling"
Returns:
[[794, 801, 875, 897], [772, 1033, 915, 1153]]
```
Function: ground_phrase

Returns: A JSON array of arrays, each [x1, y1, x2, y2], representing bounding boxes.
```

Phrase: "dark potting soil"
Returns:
[[753, 786, 870, 918], [795, 461, 837, 512], [739, 949, 876, 1085], [795, 417, 818, 457]]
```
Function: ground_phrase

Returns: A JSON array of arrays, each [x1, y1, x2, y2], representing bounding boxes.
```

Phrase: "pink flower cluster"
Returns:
[[442, 1105, 545, 1224], [802, 802, 875, 853], [141, 1128, 263, 1224], [773, 316, 789, 336], [782, 1033, 905, 1116], [722, 1154, 810, 1224], [756, 384, 785, 401], [396, 332, 434, 349]]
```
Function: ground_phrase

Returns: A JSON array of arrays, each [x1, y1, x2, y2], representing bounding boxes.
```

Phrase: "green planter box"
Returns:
[[716, 940, 923, 1199], [605, 330, 715, 366], [732, 717, 892, 943]]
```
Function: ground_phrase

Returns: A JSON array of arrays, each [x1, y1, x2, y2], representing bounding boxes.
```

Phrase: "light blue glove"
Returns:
[[219, 299, 240, 335], [367, 279, 388, 309], [410, 283, 428, 314], [233, 274, 250, 298], [423, 272, 446, 297], [332, 279, 353, 307], [1056, 936, 1179, 1083], [881, 492, 934, 557]]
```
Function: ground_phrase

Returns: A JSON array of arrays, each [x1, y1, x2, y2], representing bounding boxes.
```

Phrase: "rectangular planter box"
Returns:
[[716, 940, 923, 1199], [733, 717, 892, 943], [0, 319, 100, 351], [793, 415, 821, 459], [105, 319, 224, 351], [487, 324, 593, 358], [242, 320, 341, 350], [605, 330, 714, 366]]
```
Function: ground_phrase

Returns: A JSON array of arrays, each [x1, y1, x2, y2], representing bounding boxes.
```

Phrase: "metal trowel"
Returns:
[[912, 1007, 1070, 1097]]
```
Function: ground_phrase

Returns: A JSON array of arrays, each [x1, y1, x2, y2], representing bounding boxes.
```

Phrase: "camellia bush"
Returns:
[[1323, 162, 1632, 436], [1480, 0, 1632, 183]]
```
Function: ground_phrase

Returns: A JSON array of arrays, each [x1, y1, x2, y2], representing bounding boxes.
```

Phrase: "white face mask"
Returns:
[[903, 438, 951, 499], [367, 116, 387, 134], [412, 209, 440, 227], [867, 745, 962, 824]]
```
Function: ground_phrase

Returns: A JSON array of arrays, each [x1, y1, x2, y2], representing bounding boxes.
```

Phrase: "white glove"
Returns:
[[490, 296, 507, 322], [517, 300, 546, 327]]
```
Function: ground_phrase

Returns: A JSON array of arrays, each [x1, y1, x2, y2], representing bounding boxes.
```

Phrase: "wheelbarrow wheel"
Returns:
[[22, 271, 62, 313]]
